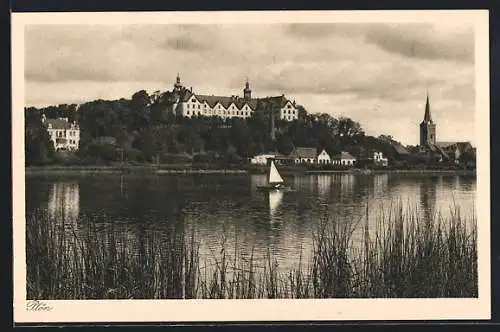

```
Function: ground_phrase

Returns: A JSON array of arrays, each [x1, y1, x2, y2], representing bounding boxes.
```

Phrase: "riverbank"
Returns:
[[27, 201, 477, 299], [25, 164, 476, 176]]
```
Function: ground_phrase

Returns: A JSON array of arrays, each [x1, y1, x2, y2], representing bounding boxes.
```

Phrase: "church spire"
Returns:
[[174, 72, 183, 92], [423, 93, 432, 122]]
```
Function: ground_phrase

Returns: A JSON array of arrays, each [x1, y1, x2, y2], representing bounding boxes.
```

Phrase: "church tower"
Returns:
[[419, 94, 436, 149], [243, 78, 252, 100], [174, 73, 183, 93]]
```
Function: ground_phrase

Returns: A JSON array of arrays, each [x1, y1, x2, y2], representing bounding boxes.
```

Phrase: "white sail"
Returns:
[[268, 160, 284, 184]]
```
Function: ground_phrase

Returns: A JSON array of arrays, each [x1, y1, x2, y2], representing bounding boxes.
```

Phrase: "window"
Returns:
[[187, 104, 190, 109], [187, 111, 190, 115], [191, 98, 196, 102], [198, 105, 200, 109]]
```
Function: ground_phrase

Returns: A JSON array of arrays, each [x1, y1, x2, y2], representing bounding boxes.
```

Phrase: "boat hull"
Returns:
[[256, 184, 291, 191]]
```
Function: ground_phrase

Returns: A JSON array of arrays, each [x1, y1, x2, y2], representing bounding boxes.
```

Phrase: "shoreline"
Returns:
[[25, 165, 477, 176]]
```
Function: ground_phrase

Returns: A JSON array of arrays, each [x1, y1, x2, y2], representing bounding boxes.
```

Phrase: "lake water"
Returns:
[[26, 173, 476, 277]]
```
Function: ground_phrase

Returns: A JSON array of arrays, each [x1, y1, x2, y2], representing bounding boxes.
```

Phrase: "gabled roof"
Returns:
[[379, 136, 410, 155], [332, 152, 356, 160], [184, 93, 258, 111], [289, 147, 317, 159], [435, 141, 457, 148], [45, 118, 73, 130], [264, 95, 289, 108], [436, 141, 473, 151]]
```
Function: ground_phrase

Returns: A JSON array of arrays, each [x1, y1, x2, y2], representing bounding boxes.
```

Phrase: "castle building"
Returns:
[[170, 74, 299, 121], [42, 114, 80, 152]]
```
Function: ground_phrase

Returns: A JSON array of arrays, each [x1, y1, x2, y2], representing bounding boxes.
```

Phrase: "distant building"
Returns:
[[434, 141, 474, 163], [317, 149, 331, 164], [170, 74, 298, 121], [417, 94, 474, 162], [250, 153, 277, 165], [289, 147, 317, 164], [331, 151, 357, 167], [419, 94, 436, 150], [42, 114, 80, 152], [373, 151, 389, 167], [358, 149, 388, 166]]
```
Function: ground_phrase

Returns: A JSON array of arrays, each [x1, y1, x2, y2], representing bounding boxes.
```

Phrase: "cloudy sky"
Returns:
[[25, 22, 475, 145]]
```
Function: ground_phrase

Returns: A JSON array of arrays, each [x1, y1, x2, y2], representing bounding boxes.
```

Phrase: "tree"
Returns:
[[24, 111, 55, 166]]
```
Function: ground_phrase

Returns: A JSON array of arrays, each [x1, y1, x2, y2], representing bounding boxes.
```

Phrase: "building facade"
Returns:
[[373, 151, 389, 166], [171, 75, 298, 121], [317, 149, 331, 164], [289, 147, 317, 164], [331, 152, 357, 166], [42, 114, 80, 152], [250, 153, 277, 165], [417, 95, 474, 162]]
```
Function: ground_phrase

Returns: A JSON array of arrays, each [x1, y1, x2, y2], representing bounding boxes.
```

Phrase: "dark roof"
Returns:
[[436, 141, 473, 151], [332, 152, 356, 160], [264, 95, 289, 108], [289, 147, 317, 159], [45, 118, 72, 130], [423, 94, 432, 122], [184, 93, 259, 110]]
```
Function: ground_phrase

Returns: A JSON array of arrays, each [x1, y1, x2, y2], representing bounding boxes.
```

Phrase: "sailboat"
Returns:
[[256, 160, 291, 191]]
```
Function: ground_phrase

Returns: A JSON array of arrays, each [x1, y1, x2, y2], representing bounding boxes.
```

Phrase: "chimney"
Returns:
[[190, 87, 193, 93]]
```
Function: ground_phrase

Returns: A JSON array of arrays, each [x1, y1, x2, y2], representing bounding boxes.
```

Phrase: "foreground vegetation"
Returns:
[[27, 202, 477, 299]]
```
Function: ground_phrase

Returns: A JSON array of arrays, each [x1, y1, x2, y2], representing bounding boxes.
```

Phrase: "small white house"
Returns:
[[373, 151, 388, 167], [42, 114, 80, 152], [317, 149, 331, 164], [250, 153, 276, 165], [289, 147, 317, 164], [332, 152, 357, 167]]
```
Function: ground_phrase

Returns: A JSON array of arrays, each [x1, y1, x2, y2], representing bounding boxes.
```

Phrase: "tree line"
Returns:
[[24, 89, 474, 168]]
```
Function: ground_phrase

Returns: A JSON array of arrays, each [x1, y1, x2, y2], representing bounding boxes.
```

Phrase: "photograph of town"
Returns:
[[21, 13, 482, 306]]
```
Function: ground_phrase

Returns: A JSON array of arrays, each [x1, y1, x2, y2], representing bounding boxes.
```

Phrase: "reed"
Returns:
[[26, 200, 477, 299]]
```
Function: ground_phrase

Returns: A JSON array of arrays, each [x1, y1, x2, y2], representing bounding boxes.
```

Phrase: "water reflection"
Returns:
[[47, 181, 80, 222], [317, 175, 331, 199], [268, 190, 284, 220], [419, 177, 438, 222], [27, 173, 477, 281], [339, 174, 356, 196], [373, 174, 389, 197]]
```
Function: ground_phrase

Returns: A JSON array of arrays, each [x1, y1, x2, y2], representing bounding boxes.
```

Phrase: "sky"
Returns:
[[24, 22, 476, 146]]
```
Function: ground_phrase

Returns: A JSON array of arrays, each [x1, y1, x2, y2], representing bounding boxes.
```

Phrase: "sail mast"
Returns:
[[268, 160, 284, 184]]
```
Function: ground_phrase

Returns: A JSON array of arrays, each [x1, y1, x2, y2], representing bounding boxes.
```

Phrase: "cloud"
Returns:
[[364, 24, 474, 62], [23, 22, 477, 145], [286, 23, 474, 63]]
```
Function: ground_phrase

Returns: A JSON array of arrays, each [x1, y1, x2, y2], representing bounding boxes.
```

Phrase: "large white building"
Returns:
[[42, 114, 80, 152], [170, 75, 299, 121]]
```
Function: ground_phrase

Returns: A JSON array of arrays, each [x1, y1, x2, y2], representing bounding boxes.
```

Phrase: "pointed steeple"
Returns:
[[423, 93, 432, 122]]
